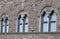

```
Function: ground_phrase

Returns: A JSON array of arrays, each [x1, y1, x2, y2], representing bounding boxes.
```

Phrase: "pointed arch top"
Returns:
[[40, 6, 57, 15]]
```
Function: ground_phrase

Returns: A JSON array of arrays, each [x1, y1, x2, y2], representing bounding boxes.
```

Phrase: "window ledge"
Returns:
[[0, 32, 60, 34]]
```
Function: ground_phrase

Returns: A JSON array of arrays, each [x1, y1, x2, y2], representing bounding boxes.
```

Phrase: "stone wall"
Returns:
[[0, 0, 60, 39], [0, 33, 60, 39]]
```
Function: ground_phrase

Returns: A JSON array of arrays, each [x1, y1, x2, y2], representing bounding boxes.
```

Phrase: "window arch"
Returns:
[[1, 18, 5, 33], [1, 17, 9, 33], [5, 17, 9, 33], [41, 10, 56, 32], [23, 14, 28, 32], [18, 15, 23, 32], [17, 14, 28, 32], [49, 10, 56, 32], [41, 11, 48, 32]]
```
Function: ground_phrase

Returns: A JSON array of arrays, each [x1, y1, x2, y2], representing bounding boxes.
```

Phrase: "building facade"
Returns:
[[0, 0, 60, 39]]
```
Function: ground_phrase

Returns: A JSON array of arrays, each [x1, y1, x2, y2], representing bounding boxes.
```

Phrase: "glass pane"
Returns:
[[25, 24, 28, 32], [1, 18, 4, 25], [2, 25, 5, 33], [5, 17, 8, 25], [6, 26, 8, 32], [19, 25, 23, 32], [20, 18, 23, 23], [6, 20, 8, 25], [43, 14, 48, 22], [43, 23, 48, 32], [25, 17, 28, 23], [1, 21, 5, 32], [51, 13, 56, 21], [5, 18, 9, 32], [50, 23, 56, 32]]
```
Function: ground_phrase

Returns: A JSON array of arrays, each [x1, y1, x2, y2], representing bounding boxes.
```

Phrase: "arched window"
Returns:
[[41, 11, 48, 32], [1, 18, 5, 33], [5, 17, 9, 33], [17, 14, 28, 32], [41, 10, 56, 32], [18, 15, 23, 32], [49, 10, 56, 32], [23, 14, 28, 32]]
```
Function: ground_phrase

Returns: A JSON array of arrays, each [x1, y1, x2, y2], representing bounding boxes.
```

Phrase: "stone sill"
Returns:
[[0, 32, 60, 34]]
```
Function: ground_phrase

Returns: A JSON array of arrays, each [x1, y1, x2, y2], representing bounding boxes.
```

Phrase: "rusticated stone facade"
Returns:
[[0, 0, 60, 39]]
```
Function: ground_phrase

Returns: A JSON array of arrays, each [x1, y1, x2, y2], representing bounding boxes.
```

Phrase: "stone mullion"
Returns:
[[48, 16, 51, 32], [18, 19, 20, 32], [5, 20, 6, 32], [23, 18, 25, 32], [1, 20, 2, 32], [41, 15, 43, 32]]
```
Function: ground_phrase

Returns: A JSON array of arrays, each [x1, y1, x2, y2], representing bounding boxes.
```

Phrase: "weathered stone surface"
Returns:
[[0, 0, 60, 39]]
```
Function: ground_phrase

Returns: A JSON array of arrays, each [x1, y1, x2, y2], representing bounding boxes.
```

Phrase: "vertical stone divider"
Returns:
[[21, 0, 25, 9]]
